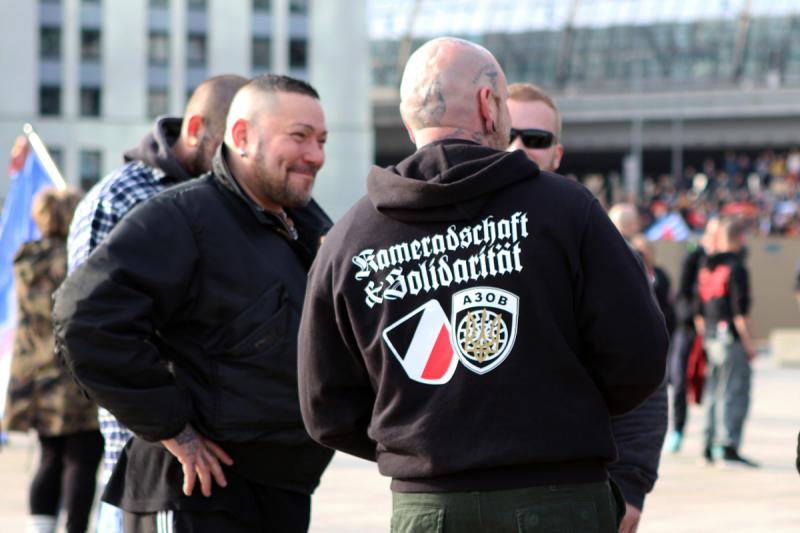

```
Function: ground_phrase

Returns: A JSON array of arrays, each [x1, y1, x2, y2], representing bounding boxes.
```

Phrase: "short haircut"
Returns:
[[32, 187, 82, 238], [244, 74, 320, 100], [508, 82, 562, 140], [720, 217, 746, 243], [183, 74, 248, 139]]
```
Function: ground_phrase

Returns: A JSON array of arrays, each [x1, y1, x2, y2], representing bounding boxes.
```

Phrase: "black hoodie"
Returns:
[[298, 140, 668, 492], [123, 115, 193, 182]]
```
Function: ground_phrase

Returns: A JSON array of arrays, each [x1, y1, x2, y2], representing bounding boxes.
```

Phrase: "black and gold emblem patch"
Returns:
[[450, 286, 519, 374]]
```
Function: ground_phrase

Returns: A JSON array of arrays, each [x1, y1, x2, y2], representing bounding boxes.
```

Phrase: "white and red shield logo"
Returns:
[[382, 300, 458, 385], [450, 287, 518, 375]]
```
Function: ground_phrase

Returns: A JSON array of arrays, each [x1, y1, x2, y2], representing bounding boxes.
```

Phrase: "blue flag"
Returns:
[[0, 145, 59, 324], [0, 140, 60, 423]]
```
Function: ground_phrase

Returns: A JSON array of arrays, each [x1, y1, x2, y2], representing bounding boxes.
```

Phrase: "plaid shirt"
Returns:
[[67, 160, 173, 481]]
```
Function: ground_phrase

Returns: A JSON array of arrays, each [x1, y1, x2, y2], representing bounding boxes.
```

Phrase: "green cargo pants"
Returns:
[[391, 481, 622, 533]]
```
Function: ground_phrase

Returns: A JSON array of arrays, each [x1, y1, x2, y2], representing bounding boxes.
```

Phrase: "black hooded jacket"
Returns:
[[124, 115, 193, 183], [298, 140, 668, 492], [54, 146, 334, 503]]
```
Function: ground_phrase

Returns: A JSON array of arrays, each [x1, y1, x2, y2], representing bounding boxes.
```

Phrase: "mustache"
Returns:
[[288, 165, 319, 176]]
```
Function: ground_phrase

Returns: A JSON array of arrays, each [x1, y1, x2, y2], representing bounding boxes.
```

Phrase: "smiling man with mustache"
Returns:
[[54, 75, 333, 533]]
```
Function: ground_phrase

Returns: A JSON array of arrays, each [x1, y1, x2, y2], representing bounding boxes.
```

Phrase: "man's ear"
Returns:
[[400, 115, 416, 144], [477, 87, 495, 134], [552, 143, 565, 172], [230, 118, 249, 153], [185, 115, 204, 147]]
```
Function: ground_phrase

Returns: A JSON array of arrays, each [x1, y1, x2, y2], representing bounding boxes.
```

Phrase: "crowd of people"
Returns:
[[2, 35, 797, 533], [581, 148, 800, 240]]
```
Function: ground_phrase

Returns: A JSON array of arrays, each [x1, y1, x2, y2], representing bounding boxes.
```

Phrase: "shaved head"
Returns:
[[399, 37, 511, 150], [175, 74, 247, 176], [183, 75, 248, 139], [609, 203, 640, 240]]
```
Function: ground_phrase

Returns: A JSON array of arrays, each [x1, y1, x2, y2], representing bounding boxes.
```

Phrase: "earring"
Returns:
[[239, 148, 247, 158], [491, 121, 497, 133]]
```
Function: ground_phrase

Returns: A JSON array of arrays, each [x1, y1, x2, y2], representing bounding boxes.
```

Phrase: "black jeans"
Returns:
[[31, 430, 104, 533], [668, 326, 695, 433], [123, 486, 311, 533]]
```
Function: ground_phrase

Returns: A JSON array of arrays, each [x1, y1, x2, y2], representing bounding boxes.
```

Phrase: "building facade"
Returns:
[[0, 0, 373, 220], [370, 0, 800, 184]]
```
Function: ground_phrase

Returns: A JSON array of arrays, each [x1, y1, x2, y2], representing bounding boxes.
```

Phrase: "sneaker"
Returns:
[[697, 446, 714, 466], [666, 431, 683, 453], [717, 446, 759, 469]]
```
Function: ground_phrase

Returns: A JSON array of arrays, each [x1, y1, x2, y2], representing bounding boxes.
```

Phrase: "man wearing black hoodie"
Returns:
[[298, 37, 668, 532], [66, 74, 246, 533]]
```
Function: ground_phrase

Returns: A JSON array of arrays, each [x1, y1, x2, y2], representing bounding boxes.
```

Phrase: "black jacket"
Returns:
[[298, 140, 668, 492], [54, 147, 334, 496]]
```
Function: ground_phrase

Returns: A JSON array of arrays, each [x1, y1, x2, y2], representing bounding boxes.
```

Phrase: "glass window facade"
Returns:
[[253, 0, 270, 12], [369, 0, 800, 92], [290, 38, 307, 68], [81, 28, 101, 61], [187, 33, 206, 66], [290, 0, 308, 15], [148, 88, 169, 117], [253, 37, 271, 68], [39, 86, 61, 116], [149, 32, 169, 65], [79, 149, 102, 191], [40, 27, 61, 60], [80, 87, 101, 116]]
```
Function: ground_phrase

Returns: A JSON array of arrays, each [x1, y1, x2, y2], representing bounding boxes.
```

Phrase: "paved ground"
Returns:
[[2, 356, 798, 532]]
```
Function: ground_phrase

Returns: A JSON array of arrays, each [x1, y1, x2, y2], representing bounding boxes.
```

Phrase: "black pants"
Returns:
[[668, 326, 694, 433], [31, 430, 104, 533], [123, 486, 311, 533]]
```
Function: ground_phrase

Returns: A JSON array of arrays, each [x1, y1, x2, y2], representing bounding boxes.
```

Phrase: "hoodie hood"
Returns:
[[123, 115, 192, 183], [367, 140, 538, 222]]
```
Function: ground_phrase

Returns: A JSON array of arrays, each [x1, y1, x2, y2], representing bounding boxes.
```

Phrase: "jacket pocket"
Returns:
[[219, 282, 288, 356], [210, 282, 301, 435]]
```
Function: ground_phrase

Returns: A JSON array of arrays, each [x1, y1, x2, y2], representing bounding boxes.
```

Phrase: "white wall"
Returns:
[[309, 0, 374, 221]]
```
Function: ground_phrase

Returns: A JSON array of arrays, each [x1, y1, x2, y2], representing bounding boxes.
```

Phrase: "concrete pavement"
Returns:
[[1, 356, 798, 532]]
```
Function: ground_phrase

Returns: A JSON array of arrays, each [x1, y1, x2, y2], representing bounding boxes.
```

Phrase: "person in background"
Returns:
[[510, 83, 668, 533], [66, 74, 246, 533], [4, 188, 103, 533], [695, 217, 758, 468], [666, 217, 720, 453]]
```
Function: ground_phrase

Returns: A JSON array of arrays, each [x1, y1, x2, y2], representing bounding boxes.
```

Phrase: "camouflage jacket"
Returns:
[[3, 238, 98, 435]]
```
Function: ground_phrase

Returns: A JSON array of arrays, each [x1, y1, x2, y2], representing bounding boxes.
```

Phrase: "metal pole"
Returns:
[[22, 124, 67, 190]]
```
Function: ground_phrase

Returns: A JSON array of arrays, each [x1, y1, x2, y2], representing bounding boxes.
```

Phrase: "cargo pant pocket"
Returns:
[[391, 506, 444, 533]]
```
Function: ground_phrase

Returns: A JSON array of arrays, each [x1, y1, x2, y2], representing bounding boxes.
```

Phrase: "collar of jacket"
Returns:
[[211, 144, 298, 240]]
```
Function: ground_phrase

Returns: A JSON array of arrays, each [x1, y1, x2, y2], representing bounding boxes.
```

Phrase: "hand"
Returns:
[[618, 503, 641, 533], [161, 424, 234, 497], [744, 344, 757, 361]]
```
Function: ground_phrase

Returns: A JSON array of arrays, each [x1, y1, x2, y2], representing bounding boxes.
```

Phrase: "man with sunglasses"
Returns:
[[507, 84, 564, 172], [508, 82, 668, 533]]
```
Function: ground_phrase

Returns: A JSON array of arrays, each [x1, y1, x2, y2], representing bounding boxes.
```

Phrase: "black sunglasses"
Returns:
[[509, 128, 555, 149]]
